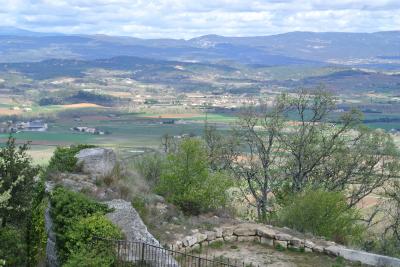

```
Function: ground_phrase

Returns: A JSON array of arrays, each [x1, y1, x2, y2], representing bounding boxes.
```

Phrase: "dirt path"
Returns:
[[198, 242, 364, 267]]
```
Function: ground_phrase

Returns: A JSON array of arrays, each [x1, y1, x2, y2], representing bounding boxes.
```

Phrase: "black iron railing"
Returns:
[[93, 237, 259, 267]]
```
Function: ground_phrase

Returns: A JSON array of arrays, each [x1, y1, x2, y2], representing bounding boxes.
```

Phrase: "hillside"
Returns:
[[0, 29, 399, 69]]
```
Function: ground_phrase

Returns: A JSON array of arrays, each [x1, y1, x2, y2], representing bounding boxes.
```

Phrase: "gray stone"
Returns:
[[313, 246, 324, 253], [256, 227, 276, 239], [45, 203, 59, 267], [213, 227, 223, 238], [205, 231, 217, 241], [76, 148, 118, 180], [183, 235, 197, 247], [289, 237, 303, 247], [260, 237, 274, 247], [222, 226, 234, 237], [304, 240, 316, 249], [324, 246, 400, 267], [234, 226, 256, 236], [105, 199, 159, 246], [195, 233, 207, 243], [223, 235, 237, 242], [275, 233, 292, 241], [238, 236, 257, 242], [305, 247, 313, 253]]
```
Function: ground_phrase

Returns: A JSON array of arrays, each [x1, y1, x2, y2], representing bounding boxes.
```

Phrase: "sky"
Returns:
[[1, 0, 399, 39]]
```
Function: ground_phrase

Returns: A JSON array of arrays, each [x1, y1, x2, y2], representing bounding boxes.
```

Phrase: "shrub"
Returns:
[[64, 213, 122, 266], [278, 189, 363, 244], [156, 138, 232, 215], [47, 144, 96, 173], [0, 226, 27, 266], [134, 153, 164, 187], [50, 187, 114, 263]]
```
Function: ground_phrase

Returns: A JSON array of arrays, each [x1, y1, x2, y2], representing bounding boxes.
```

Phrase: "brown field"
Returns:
[[0, 108, 22, 115], [61, 103, 104, 108], [144, 113, 202, 118], [106, 92, 133, 97]]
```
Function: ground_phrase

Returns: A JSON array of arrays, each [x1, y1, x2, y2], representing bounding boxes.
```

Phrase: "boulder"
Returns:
[[256, 227, 276, 239], [223, 235, 237, 242], [275, 233, 292, 241], [222, 226, 234, 237], [260, 237, 274, 246], [233, 224, 257, 236], [213, 227, 223, 238], [195, 233, 208, 243], [183, 235, 197, 247], [76, 148, 118, 180], [205, 231, 217, 241]]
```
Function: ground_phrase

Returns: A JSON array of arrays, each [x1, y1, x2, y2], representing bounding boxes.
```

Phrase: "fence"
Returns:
[[93, 237, 259, 267]]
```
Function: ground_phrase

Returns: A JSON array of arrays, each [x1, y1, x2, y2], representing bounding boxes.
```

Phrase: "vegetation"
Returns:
[[223, 89, 400, 222], [50, 186, 122, 264], [278, 189, 363, 244], [156, 138, 232, 215], [47, 144, 96, 173], [0, 136, 45, 266]]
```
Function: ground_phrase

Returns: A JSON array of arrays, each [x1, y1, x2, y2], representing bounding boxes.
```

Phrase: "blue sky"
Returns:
[[1, 0, 399, 38]]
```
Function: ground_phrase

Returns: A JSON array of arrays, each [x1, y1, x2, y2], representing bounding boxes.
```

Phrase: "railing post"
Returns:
[[198, 256, 201, 267], [141, 242, 145, 262]]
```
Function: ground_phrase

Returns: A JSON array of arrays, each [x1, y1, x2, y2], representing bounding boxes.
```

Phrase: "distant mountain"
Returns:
[[0, 26, 62, 36], [0, 28, 399, 68]]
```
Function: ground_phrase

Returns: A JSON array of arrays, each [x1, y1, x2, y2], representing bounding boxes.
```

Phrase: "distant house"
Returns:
[[23, 121, 48, 132], [71, 126, 105, 135]]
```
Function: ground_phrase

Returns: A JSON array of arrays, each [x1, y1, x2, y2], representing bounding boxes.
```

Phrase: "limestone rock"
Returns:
[[205, 231, 217, 241], [196, 233, 207, 243], [256, 227, 276, 239], [76, 148, 118, 180], [222, 226, 234, 237], [213, 227, 223, 238], [289, 237, 303, 247], [233, 225, 257, 236], [261, 237, 274, 246], [105, 199, 159, 246], [183, 235, 197, 247], [223, 235, 237, 242], [275, 233, 292, 241]]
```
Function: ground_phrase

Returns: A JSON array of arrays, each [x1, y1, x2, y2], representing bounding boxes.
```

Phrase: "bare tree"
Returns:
[[226, 101, 285, 221], [225, 89, 400, 221]]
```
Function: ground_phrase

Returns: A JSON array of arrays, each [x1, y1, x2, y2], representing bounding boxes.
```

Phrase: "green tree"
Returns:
[[0, 136, 40, 227], [156, 138, 232, 215]]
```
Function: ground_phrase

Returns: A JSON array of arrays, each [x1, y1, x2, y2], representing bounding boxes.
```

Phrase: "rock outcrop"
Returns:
[[105, 199, 178, 266], [76, 148, 117, 181]]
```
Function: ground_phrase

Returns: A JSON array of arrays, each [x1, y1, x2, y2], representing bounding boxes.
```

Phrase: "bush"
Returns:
[[64, 213, 122, 266], [0, 226, 27, 266], [134, 153, 164, 186], [47, 144, 96, 173], [278, 189, 363, 244], [50, 187, 116, 263], [156, 138, 232, 215]]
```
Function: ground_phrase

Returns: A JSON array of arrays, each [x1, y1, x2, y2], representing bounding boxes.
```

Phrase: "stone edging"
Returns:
[[168, 223, 400, 267]]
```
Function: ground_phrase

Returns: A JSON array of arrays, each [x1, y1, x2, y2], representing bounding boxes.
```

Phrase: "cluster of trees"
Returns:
[[202, 89, 400, 252], [0, 137, 46, 266], [138, 89, 400, 256]]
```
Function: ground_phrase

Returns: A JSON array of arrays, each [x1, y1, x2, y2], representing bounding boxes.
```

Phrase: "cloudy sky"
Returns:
[[1, 0, 399, 39]]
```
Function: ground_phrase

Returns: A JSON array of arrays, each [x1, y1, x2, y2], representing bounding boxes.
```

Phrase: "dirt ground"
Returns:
[[199, 242, 365, 267]]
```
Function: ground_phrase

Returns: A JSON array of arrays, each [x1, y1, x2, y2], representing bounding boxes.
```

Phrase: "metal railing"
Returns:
[[93, 237, 259, 267]]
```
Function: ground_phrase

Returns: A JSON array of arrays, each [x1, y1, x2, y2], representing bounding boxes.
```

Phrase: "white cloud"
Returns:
[[0, 0, 398, 38]]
